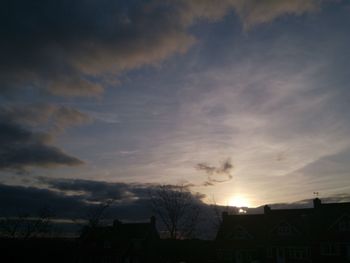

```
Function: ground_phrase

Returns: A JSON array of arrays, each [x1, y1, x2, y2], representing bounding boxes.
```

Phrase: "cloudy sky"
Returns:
[[1, 0, 350, 217]]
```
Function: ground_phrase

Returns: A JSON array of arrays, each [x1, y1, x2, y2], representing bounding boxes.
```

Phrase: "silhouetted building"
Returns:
[[158, 239, 216, 263], [79, 216, 160, 263], [216, 198, 350, 263], [0, 237, 78, 263]]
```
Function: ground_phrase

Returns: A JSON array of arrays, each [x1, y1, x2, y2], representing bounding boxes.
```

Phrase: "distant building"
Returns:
[[79, 216, 160, 263], [216, 198, 350, 263]]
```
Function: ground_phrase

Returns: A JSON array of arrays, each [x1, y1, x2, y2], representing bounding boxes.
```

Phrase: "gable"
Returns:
[[329, 214, 350, 232]]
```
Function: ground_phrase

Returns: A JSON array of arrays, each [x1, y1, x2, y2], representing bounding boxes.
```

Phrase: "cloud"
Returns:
[[175, 0, 320, 29], [0, 0, 195, 97], [163, 22, 350, 202], [196, 158, 234, 185], [0, 178, 216, 237], [41, 177, 205, 203], [0, 104, 88, 171], [41, 177, 150, 203], [0, 183, 89, 218], [0, 178, 207, 219], [0, 0, 321, 97], [0, 121, 83, 170], [231, 0, 320, 29], [320, 193, 350, 204], [1, 104, 90, 133]]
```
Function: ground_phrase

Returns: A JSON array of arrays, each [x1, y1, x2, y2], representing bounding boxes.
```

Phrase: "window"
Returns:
[[266, 247, 274, 258], [277, 222, 292, 235], [288, 247, 309, 259], [321, 243, 340, 256]]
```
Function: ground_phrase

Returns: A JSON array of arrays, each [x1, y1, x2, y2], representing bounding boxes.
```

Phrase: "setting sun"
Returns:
[[228, 196, 250, 208]]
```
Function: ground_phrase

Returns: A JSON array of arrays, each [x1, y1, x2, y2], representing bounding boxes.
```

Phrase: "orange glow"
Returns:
[[228, 195, 250, 207]]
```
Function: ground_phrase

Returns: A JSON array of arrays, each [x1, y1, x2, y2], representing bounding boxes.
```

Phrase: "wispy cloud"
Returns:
[[178, 0, 320, 29], [1, 104, 91, 133], [196, 158, 234, 185], [232, 0, 320, 30]]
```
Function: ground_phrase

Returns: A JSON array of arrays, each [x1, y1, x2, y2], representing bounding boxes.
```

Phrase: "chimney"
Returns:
[[150, 216, 156, 226], [313, 198, 321, 208], [264, 205, 271, 214]]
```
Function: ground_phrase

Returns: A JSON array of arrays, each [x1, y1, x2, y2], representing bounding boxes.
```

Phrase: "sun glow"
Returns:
[[228, 196, 250, 208]]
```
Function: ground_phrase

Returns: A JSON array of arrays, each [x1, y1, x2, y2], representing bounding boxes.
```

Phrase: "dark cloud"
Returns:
[[0, 0, 321, 97], [4, 178, 350, 220], [0, 121, 83, 170], [0, 178, 206, 220], [42, 178, 206, 204], [40, 177, 152, 203], [0, 181, 149, 220], [0, 179, 216, 237], [0, 0, 195, 97], [0, 183, 89, 218], [196, 158, 234, 185], [0, 105, 87, 171]]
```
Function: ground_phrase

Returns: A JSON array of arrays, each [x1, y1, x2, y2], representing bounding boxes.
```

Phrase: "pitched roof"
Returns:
[[216, 199, 350, 243]]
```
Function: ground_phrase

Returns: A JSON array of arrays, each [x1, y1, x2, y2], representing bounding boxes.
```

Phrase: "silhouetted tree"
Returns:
[[79, 199, 115, 239], [0, 206, 53, 239], [150, 184, 201, 239], [86, 199, 113, 228]]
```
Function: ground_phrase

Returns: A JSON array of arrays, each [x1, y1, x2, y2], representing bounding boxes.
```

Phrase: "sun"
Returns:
[[228, 196, 250, 208]]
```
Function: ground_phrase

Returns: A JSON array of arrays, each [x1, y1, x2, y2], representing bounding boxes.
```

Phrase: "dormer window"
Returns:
[[277, 222, 292, 235]]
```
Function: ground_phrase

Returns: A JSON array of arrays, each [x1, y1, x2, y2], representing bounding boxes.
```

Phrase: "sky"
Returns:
[[1, 0, 350, 220]]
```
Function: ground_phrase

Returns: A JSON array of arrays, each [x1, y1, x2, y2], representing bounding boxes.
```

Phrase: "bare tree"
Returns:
[[78, 199, 115, 239], [0, 206, 53, 239], [86, 199, 113, 228], [149, 184, 201, 239]]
